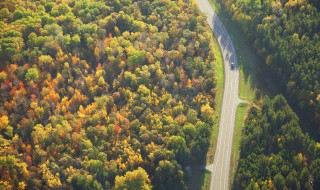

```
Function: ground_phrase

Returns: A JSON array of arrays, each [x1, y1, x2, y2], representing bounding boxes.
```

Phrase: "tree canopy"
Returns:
[[234, 95, 320, 189], [0, 0, 217, 189]]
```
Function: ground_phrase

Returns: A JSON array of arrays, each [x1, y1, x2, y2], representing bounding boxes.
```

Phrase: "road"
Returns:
[[196, 0, 241, 189]]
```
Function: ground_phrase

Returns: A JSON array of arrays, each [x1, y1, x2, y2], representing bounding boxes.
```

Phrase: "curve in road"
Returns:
[[196, 0, 241, 189]]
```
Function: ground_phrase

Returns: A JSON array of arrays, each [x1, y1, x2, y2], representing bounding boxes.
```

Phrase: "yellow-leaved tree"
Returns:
[[0, 115, 9, 130], [115, 167, 152, 190]]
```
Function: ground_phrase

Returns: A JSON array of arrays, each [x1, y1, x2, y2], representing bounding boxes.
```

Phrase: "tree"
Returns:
[[311, 159, 320, 189], [300, 168, 309, 188], [38, 55, 54, 72], [0, 8, 11, 21], [71, 173, 102, 190], [186, 109, 198, 124], [115, 167, 152, 190], [127, 50, 145, 69], [274, 173, 286, 190], [13, 8, 26, 21], [44, 23, 63, 36], [200, 104, 214, 124], [167, 136, 190, 166], [154, 160, 186, 190], [0, 71, 7, 81], [40, 162, 62, 189], [285, 170, 300, 190], [25, 68, 39, 82], [116, 11, 132, 32], [0, 115, 9, 130], [182, 124, 196, 144]]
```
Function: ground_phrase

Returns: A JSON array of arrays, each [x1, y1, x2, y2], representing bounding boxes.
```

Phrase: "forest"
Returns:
[[0, 0, 218, 189], [220, 0, 320, 128], [234, 95, 320, 189]]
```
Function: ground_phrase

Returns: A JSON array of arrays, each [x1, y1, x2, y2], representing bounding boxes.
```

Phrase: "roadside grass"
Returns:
[[208, 0, 259, 101], [187, 169, 211, 190], [206, 34, 225, 165], [230, 103, 249, 187], [202, 170, 212, 190]]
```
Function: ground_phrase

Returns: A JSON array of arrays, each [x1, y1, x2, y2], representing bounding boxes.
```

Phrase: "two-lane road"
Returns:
[[196, 0, 240, 189]]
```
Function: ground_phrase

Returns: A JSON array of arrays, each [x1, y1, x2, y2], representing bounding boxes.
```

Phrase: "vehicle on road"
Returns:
[[231, 62, 235, 70]]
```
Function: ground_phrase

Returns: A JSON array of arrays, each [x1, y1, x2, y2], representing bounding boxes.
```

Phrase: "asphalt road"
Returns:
[[196, 0, 241, 189]]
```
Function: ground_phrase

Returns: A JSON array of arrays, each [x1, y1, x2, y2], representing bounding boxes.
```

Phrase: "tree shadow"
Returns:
[[187, 168, 211, 190]]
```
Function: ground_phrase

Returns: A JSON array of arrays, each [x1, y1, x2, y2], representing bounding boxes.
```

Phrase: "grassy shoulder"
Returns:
[[230, 103, 249, 187], [202, 170, 211, 190], [208, 0, 258, 101], [206, 34, 225, 165]]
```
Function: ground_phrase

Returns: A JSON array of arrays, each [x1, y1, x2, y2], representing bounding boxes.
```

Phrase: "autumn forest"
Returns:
[[0, 0, 217, 189], [1, 0, 320, 189]]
